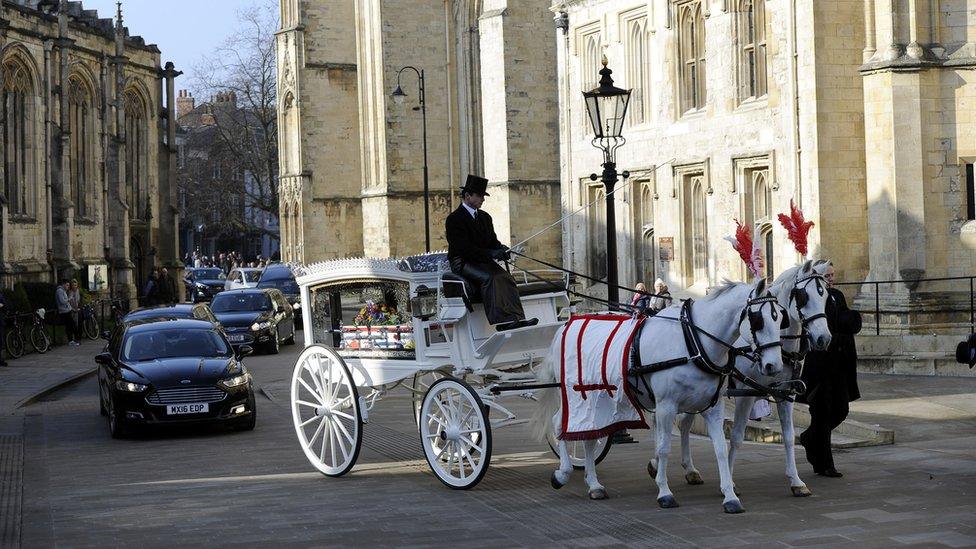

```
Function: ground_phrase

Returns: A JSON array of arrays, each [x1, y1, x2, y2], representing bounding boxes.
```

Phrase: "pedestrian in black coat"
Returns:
[[446, 175, 536, 330], [799, 263, 862, 477], [156, 267, 178, 305]]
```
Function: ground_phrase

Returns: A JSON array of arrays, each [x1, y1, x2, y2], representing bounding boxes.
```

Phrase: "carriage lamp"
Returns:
[[410, 285, 438, 320], [583, 56, 632, 309]]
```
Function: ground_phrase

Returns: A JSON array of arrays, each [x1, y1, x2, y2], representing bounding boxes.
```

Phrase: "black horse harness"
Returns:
[[627, 293, 787, 413]]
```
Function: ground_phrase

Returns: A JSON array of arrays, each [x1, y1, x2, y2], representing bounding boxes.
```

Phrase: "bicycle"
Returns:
[[4, 314, 26, 359], [4, 309, 50, 357], [79, 302, 99, 341], [30, 308, 50, 353]]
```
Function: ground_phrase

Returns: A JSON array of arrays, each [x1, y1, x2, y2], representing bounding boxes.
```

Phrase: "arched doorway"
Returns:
[[130, 236, 145, 297]]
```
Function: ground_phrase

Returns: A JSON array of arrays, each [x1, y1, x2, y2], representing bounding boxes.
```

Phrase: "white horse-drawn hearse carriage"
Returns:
[[289, 252, 606, 489]]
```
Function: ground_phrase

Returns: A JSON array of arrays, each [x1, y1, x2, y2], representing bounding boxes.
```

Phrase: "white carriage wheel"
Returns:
[[546, 433, 612, 470], [411, 371, 445, 428], [290, 345, 363, 477], [420, 377, 492, 489]]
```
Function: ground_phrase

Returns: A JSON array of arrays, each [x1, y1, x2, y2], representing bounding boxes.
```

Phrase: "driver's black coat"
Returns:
[[445, 205, 505, 265], [799, 287, 862, 404]]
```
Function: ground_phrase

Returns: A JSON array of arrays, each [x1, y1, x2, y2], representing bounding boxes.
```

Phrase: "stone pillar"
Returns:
[[477, 0, 561, 264], [160, 62, 183, 300], [863, 0, 876, 61], [0, 14, 9, 285]]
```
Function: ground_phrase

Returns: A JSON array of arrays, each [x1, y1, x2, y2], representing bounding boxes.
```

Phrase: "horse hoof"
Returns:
[[791, 485, 812, 497], [589, 488, 608, 500], [647, 461, 657, 478], [550, 472, 564, 490], [723, 500, 745, 514], [685, 471, 704, 485], [657, 495, 679, 509]]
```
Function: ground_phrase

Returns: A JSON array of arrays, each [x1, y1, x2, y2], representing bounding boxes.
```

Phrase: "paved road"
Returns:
[[17, 334, 976, 547]]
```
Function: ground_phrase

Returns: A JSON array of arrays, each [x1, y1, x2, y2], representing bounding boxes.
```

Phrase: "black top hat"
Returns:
[[460, 174, 490, 196], [956, 333, 976, 367]]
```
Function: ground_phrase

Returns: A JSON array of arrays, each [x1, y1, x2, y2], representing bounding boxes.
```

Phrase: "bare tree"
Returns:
[[180, 4, 279, 249]]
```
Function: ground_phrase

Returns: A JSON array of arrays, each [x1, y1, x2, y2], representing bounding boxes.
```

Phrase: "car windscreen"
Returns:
[[126, 310, 192, 322], [243, 271, 262, 282], [122, 329, 231, 361], [194, 269, 225, 280], [211, 293, 271, 313], [257, 279, 299, 294]]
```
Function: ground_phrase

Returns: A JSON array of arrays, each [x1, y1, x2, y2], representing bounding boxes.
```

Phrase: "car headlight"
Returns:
[[250, 320, 272, 331], [195, 282, 207, 289], [116, 380, 148, 392], [221, 373, 250, 388]]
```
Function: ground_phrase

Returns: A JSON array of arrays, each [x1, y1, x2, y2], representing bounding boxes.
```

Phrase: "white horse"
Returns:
[[671, 260, 832, 498], [534, 278, 786, 513]]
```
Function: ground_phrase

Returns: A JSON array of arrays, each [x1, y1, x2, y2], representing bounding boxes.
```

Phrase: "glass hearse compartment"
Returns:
[[308, 279, 416, 360]]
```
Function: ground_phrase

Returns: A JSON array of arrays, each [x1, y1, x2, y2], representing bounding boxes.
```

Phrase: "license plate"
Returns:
[[228, 335, 245, 342], [167, 403, 209, 415]]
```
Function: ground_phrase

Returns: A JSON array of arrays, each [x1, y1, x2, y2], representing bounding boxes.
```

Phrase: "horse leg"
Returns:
[[550, 412, 572, 489], [582, 439, 608, 500], [647, 411, 658, 478], [677, 413, 704, 485], [654, 405, 679, 508], [703, 404, 745, 513], [779, 400, 811, 497], [727, 396, 755, 495]]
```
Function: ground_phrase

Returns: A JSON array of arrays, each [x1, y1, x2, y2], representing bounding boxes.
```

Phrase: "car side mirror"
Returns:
[[94, 352, 112, 365], [100, 330, 111, 341], [237, 345, 254, 358]]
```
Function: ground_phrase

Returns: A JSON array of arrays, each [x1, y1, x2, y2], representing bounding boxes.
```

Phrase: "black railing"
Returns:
[[834, 275, 976, 336]]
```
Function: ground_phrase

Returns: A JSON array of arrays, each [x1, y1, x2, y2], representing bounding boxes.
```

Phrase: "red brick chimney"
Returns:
[[176, 89, 195, 120]]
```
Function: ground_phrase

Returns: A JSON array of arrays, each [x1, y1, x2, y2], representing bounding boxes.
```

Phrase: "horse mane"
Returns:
[[701, 280, 747, 301], [771, 264, 803, 290]]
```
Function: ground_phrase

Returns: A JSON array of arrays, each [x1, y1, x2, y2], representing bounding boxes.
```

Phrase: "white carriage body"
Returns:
[[295, 254, 570, 388]]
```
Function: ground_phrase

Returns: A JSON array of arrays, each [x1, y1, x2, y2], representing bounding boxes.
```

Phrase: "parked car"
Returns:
[[224, 268, 263, 291], [209, 288, 296, 354], [96, 319, 256, 438], [256, 264, 302, 324], [122, 303, 223, 333], [184, 268, 227, 303]]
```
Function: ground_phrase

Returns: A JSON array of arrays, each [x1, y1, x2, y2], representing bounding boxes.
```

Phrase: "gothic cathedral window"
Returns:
[[677, 1, 706, 114], [736, 0, 767, 102], [124, 89, 148, 220], [580, 31, 602, 131], [690, 176, 708, 282], [637, 182, 655, 287], [2, 55, 34, 218], [626, 16, 649, 125], [68, 75, 94, 220], [588, 183, 608, 281]]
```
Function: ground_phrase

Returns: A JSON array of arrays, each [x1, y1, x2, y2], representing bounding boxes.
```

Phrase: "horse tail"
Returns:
[[530, 326, 564, 443]]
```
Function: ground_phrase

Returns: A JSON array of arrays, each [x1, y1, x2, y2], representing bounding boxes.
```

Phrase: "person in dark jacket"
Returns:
[[156, 267, 178, 305], [446, 175, 537, 331], [0, 292, 8, 366], [799, 263, 862, 477], [143, 268, 159, 307]]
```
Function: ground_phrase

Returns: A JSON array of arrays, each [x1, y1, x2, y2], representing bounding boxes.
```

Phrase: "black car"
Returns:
[[184, 267, 227, 303], [210, 288, 296, 354], [256, 264, 302, 323], [96, 319, 256, 438], [122, 303, 223, 331]]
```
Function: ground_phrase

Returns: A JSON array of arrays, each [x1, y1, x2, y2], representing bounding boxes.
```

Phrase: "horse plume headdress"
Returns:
[[724, 220, 763, 280], [777, 199, 814, 258]]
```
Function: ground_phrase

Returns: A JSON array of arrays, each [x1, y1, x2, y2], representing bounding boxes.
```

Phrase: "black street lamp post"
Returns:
[[584, 57, 632, 309], [391, 66, 431, 253]]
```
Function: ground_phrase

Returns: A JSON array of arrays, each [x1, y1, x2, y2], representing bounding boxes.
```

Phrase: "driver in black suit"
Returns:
[[445, 175, 538, 331]]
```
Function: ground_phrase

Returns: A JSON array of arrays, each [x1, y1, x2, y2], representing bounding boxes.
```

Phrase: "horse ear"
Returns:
[[801, 259, 813, 274], [754, 277, 767, 296]]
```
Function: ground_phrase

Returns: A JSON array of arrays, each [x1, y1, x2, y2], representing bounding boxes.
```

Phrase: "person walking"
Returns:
[[799, 263, 862, 477], [649, 278, 673, 315], [142, 268, 159, 307], [68, 279, 81, 345], [157, 267, 178, 305], [56, 280, 78, 346]]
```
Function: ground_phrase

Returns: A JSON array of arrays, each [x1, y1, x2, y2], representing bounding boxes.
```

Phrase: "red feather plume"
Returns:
[[724, 220, 763, 279], [777, 199, 814, 257]]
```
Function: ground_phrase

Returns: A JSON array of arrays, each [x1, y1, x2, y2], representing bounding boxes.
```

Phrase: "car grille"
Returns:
[[146, 386, 227, 405]]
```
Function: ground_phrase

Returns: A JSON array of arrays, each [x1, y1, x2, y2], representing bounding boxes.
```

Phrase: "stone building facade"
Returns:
[[276, 0, 562, 265], [0, 0, 181, 300]]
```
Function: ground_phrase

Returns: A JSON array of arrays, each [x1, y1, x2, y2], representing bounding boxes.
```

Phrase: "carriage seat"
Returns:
[[440, 274, 561, 307]]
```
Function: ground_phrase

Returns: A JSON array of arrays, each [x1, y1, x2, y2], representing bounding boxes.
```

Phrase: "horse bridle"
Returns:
[[738, 294, 790, 355]]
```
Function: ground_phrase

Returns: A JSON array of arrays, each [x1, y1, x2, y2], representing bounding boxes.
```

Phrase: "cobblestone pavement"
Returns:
[[8, 335, 976, 547]]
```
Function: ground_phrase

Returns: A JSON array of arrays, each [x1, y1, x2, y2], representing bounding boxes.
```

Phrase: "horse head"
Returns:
[[789, 259, 832, 351], [738, 278, 787, 376]]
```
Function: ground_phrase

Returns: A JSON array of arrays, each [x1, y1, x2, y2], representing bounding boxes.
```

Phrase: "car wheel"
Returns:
[[108, 396, 128, 439], [98, 383, 108, 417]]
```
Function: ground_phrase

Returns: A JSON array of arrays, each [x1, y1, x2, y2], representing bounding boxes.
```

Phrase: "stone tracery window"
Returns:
[[637, 182, 655, 286], [690, 176, 708, 282], [735, 0, 767, 101], [68, 74, 94, 220], [124, 88, 148, 220], [676, 1, 706, 113], [588, 183, 608, 281], [2, 55, 35, 218], [580, 30, 602, 131]]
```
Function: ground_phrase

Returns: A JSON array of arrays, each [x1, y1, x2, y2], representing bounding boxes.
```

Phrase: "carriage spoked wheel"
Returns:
[[290, 345, 363, 477], [420, 377, 492, 489], [546, 433, 612, 470], [411, 371, 445, 427]]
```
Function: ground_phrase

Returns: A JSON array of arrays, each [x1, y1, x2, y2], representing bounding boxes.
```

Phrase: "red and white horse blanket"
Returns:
[[559, 314, 649, 440]]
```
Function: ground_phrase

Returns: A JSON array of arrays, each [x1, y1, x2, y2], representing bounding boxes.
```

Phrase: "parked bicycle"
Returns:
[[5, 309, 51, 358], [78, 302, 99, 341]]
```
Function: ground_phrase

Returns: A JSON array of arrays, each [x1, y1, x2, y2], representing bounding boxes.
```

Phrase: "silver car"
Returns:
[[225, 268, 264, 291]]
